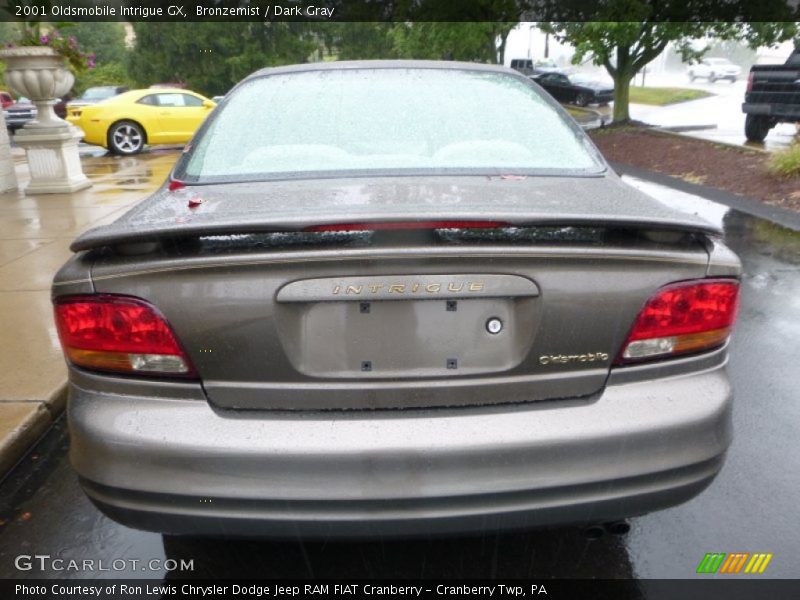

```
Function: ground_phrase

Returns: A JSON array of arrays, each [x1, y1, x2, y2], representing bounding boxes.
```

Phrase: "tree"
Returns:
[[0, 22, 19, 87], [128, 22, 319, 96], [318, 21, 519, 64], [391, 22, 516, 63], [543, 15, 797, 123], [0, 21, 16, 44], [68, 22, 128, 65], [74, 62, 136, 96], [318, 23, 398, 60]]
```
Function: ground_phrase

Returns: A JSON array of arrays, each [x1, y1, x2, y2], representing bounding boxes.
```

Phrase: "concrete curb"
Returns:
[[564, 105, 606, 128], [659, 124, 717, 133], [0, 387, 66, 480], [0, 403, 55, 477], [612, 162, 800, 232]]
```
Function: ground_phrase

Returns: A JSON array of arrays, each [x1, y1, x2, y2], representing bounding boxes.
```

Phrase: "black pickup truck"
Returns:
[[742, 49, 800, 142]]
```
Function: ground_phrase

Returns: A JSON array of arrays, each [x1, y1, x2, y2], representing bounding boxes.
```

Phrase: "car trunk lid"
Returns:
[[85, 175, 715, 411]]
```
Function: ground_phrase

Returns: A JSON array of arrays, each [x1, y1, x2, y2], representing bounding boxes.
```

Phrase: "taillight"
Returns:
[[615, 279, 740, 365], [53, 295, 196, 378], [305, 221, 509, 232], [746, 72, 754, 92]]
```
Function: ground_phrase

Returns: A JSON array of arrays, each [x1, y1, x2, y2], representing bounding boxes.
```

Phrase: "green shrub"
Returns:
[[767, 144, 800, 178], [73, 62, 136, 96]]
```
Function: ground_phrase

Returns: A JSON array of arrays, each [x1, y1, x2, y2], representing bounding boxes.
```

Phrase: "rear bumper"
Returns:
[[742, 102, 800, 120], [68, 361, 733, 538]]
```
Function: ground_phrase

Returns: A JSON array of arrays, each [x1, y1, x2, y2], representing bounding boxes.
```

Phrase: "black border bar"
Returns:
[[1, 1, 800, 23], [3, 579, 800, 600]]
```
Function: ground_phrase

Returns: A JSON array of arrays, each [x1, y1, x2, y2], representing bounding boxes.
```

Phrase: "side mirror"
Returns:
[[203, 99, 216, 109]]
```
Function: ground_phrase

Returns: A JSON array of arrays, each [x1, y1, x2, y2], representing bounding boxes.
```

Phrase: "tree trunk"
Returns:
[[495, 28, 509, 64], [496, 36, 504, 64], [612, 72, 633, 124]]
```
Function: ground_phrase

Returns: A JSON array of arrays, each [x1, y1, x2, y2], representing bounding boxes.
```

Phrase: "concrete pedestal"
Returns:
[[14, 125, 91, 194]]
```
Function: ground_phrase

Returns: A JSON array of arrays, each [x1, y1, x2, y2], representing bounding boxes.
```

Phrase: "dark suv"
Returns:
[[742, 49, 800, 142]]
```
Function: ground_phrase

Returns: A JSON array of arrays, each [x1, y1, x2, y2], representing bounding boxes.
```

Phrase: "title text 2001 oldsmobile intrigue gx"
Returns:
[[52, 62, 740, 538]]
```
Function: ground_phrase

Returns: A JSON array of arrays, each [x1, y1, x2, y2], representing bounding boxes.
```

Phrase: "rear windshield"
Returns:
[[178, 68, 602, 183]]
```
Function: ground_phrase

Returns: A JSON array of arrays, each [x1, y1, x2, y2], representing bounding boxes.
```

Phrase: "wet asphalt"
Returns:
[[0, 175, 798, 584]]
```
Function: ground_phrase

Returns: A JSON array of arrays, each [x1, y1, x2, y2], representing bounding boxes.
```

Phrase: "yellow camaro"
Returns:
[[68, 89, 216, 155]]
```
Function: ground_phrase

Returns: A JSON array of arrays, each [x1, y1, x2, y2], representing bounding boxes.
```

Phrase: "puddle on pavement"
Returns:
[[79, 150, 180, 194]]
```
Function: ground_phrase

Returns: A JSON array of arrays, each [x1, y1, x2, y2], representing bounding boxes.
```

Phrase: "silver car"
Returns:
[[53, 61, 741, 538], [688, 57, 742, 82]]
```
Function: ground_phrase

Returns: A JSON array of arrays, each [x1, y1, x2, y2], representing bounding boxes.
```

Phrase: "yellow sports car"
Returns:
[[67, 89, 216, 155]]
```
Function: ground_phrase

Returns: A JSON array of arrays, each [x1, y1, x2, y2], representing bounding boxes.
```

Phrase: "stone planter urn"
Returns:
[[0, 46, 90, 194]]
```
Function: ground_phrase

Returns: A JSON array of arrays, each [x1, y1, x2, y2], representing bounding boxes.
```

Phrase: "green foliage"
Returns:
[[68, 23, 127, 65], [391, 22, 514, 62], [128, 22, 318, 97], [1, 23, 92, 73], [0, 22, 16, 45], [0, 24, 8, 89], [126, 20, 520, 96], [768, 144, 800, 178], [0, 22, 12, 87], [629, 87, 712, 106], [73, 62, 135, 97], [318, 23, 398, 60], [318, 21, 516, 63]]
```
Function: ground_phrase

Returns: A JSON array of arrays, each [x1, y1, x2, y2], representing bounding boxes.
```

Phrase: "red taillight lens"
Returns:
[[53, 295, 196, 377], [305, 221, 509, 232], [616, 279, 740, 365], [746, 72, 754, 93]]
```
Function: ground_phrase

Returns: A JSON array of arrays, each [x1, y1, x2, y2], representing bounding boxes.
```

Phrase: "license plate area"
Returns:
[[277, 296, 540, 378]]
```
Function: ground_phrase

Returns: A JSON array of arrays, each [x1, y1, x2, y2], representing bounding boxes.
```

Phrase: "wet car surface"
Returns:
[[1, 176, 797, 582], [53, 63, 742, 538]]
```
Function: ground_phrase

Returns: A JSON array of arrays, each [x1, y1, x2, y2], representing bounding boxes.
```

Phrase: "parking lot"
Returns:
[[0, 166, 797, 582]]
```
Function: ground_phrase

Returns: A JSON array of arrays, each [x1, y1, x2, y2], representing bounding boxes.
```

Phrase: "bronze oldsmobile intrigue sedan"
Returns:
[[52, 61, 741, 538]]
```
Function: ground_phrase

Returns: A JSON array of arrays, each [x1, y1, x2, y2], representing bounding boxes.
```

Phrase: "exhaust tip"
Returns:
[[604, 520, 631, 536], [583, 525, 606, 540]]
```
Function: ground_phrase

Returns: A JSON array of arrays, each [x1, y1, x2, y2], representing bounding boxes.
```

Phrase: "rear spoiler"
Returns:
[[71, 215, 720, 253], [70, 176, 722, 252]]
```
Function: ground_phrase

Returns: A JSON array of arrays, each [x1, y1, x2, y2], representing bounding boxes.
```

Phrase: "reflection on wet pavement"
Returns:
[[0, 176, 799, 584]]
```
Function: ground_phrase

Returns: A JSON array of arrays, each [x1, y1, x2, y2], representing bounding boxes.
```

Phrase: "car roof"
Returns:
[[108, 89, 206, 102]]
